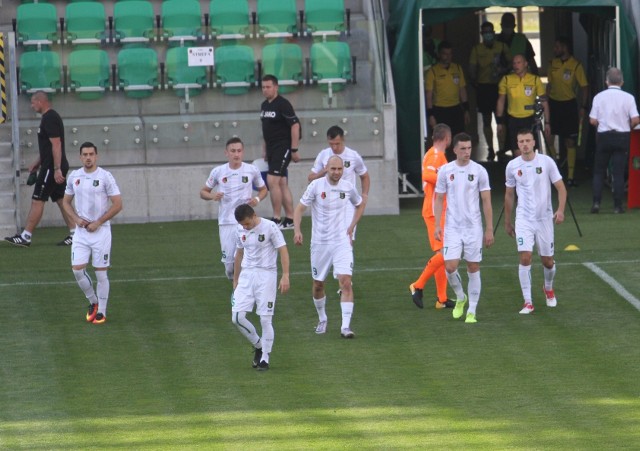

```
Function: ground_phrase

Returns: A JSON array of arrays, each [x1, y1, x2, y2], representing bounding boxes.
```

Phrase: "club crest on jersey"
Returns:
[[524, 85, 533, 96], [449, 174, 455, 181], [344, 160, 351, 168], [75, 179, 81, 186], [222, 177, 228, 183], [241, 234, 246, 242], [468, 174, 474, 182], [242, 176, 248, 183], [536, 167, 542, 174], [258, 234, 265, 242], [321, 192, 326, 199], [563, 69, 571, 81], [93, 180, 99, 187], [517, 169, 523, 177], [339, 192, 346, 199]]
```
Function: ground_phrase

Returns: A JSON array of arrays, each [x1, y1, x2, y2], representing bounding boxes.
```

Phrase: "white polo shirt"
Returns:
[[589, 86, 639, 132]]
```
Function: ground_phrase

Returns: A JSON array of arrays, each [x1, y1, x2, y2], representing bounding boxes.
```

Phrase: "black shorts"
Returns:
[[32, 167, 66, 202], [549, 98, 579, 137], [432, 105, 465, 136], [266, 144, 291, 177], [476, 84, 498, 114], [506, 115, 537, 152]]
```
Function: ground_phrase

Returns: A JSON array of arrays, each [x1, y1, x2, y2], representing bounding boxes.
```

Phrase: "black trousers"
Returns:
[[592, 131, 630, 207]]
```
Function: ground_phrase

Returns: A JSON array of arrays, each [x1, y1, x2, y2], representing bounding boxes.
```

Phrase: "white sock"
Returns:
[[232, 312, 260, 346], [314, 296, 327, 322], [70, 229, 75, 236], [21, 230, 32, 241], [543, 264, 556, 290], [467, 271, 481, 315], [340, 302, 353, 329], [224, 263, 234, 280], [519, 264, 532, 303], [72, 269, 98, 304], [260, 315, 274, 357], [446, 270, 466, 301], [96, 270, 109, 315]]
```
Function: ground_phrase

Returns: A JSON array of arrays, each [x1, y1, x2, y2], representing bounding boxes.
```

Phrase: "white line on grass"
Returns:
[[583, 262, 640, 312]]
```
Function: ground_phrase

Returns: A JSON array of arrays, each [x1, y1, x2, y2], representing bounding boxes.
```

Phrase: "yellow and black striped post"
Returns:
[[0, 32, 6, 124]]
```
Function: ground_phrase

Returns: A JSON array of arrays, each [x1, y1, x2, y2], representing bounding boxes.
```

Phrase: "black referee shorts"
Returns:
[[549, 98, 579, 137]]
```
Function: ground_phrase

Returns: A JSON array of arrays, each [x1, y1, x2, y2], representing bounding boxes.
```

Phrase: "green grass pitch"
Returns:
[[1, 182, 640, 449]]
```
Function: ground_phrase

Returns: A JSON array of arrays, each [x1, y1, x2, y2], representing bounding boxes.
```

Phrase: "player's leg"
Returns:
[[537, 219, 557, 307], [219, 225, 236, 280], [71, 229, 97, 321], [53, 182, 76, 245], [232, 270, 261, 359], [481, 112, 495, 160], [266, 174, 283, 221], [311, 243, 332, 333], [279, 175, 295, 226], [334, 246, 355, 338], [91, 228, 113, 324], [461, 228, 484, 322], [254, 270, 277, 369], [610, 144, 628, 212], [515, 222, 535, 314], [591, 140, 610, 212]]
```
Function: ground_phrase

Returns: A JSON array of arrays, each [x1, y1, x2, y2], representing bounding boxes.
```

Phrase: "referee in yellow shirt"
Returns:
[[496, 54, 550, 157], [425, 41, 470, 138], [547, 37, 589, 186]]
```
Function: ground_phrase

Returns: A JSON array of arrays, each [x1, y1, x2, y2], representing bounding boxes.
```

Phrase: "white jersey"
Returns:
[[435, 160, 491, 230], [300, 176, 362, 245], [205, 162, 265, 225], [235, 218, 286, 271], [65, 167, 121, 226], [310, 146, 368, 187], [505, 153, 562, 222]]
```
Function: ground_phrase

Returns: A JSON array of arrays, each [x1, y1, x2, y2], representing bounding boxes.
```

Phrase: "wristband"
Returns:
[[290, 148, 299, 153], [462, 101, 470, 112], [495, 116, 504, 125], [254, 196, 260, 204]]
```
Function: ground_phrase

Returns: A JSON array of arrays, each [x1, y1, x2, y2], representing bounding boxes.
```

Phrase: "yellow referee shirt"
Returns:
[[498, 72, 545, 118], [425, 63, 466, 107], [547, 56, 588, 101], [469, 42, 511, 84]]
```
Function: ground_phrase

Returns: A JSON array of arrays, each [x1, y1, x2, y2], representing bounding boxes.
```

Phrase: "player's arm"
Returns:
[[87, 195, 123, 232], [293, 202, 306, 245], [28, 157, 41, 173], [254, 185, 268, 204], [359, 172, 370, 202], [541, 95, 551, 138], [553, 179, 567, 224], [347, 200, 366, 244], [62, 193, 86, 228], [290, 123, 301, 162], [50, 137, 65, 184], [578, 85, 589, 120], [277, 245, 290, 293], [496, 82, 506, 133], [422, 155, 438, 185], [480, 190, 494, 247], [504, 186, 516, 237], [433, 192, 444, 241], [233, 248, 243, 289], [630, 114, 640, 129]]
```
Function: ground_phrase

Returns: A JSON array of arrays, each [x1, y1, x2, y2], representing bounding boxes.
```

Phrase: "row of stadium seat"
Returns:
[[15, 0, 350, 47], [18, 42, 355, 100]]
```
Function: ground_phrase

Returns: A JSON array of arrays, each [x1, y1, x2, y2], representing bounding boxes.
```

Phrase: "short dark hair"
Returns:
[[327, 125, 345, 140], [226, 137, 243, 148], [432, 123, 451, 142], [516, 128, 534, 139], [452, 132, 472, 149], [481, 21, 494, 32], [438, 40, 452, 53], [79, 141, 97, 154], [501, 12, 516, 26], [234, 204, 255, 222], [555, 36, 571, 51], [262, 74, 279, 85]]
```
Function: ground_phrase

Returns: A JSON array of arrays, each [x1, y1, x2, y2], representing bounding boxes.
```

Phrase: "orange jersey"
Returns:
[[421, 146, 448, 219]]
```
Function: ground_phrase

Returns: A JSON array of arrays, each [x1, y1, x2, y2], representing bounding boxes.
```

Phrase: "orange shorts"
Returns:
[[423, 215, 444, 252]]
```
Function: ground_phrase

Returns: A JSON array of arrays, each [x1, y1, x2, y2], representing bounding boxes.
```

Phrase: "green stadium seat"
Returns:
[[257, 0, 297, 38], [117, 48, 159, 98], [65, 1, 106, 45], [214, 45, 255, 95], [209, 0, 251, 40], [19, 50, 61, 94], [165, 46, 208, 98], [161, 0, 203, 44], [68, 49, 110, 100], [305, 0, 346, 39], [113, 1, 156, 44], [16, 3, 58, 46], [310, 42, 352, 93], [261, 43, 303, 93]]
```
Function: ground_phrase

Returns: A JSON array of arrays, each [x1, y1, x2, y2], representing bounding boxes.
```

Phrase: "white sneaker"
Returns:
[[315, 320, 327, 334], [543, 286, 557, 307], [340, 327, 355, 338], [519, 303, 535, 314]]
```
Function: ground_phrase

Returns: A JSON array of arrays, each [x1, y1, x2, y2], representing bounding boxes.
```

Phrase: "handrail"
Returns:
[[370, 0, 389, 103]]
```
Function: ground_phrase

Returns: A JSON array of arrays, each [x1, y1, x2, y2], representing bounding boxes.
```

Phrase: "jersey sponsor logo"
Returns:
[[242, 176, 248, 183], [524, 85, 533, 96], [339, 192, 346, 199], [517, 169, 523, 177], [468, 174, 474, 182], [321, 192, 326, 199], [258, 234, 265, 242], [344, 160, 351, 168], [261, 111, 277, 118], [93, 180, 100, 187], [536, 167, 542, 174]]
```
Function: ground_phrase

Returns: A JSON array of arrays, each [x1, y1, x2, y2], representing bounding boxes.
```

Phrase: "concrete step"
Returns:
[[0, 142, 12, 159], [0, 192, 15, 210], [0, 174, 15, 191]]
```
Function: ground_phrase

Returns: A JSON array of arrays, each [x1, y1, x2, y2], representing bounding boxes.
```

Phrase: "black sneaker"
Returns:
[[435, 299, 456, 309], [409, 283, 424, 309], [269, 217, 281, 226], [590, 202, 600, 214], [252, 348, 263, 368], [487, 148, 495, 162], [4, 234, 30, 247], [279, 217, 294, 230], [256, 360, 270, 371], [57, 235, 73, 246]]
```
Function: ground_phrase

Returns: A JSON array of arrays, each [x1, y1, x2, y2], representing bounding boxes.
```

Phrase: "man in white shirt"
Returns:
[[200, 137, 268, 279], [504, 129, 567, 314], [62, 142, 122, 324], [589, 67, 640, 213], [434, 133, 494, 323], [293, 155, 366, 338]]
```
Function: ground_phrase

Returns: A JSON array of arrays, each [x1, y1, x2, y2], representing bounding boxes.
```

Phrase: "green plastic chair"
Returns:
[[161, 0, 203, 43], [214, 45, 255, 95], [65, 2, 106, 45], [310, 42, 352, 92], [257, 0, 297, 38], [209, 0, 251, 40], [113, 1, 156, 44], [68, 49, 110, 100], [16, 3, 58, 46], [305, 0, 345, 38], [165, 46, 208, 98], [261, 43, 303, 93], [117, 48, 159, 98], [19, 50, 61, 94]]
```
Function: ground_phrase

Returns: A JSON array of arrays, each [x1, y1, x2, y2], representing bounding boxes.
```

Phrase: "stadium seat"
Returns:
[[261, 43, 303, 93], [214, 45, 255, 95], [113, 1, 156, 44], [117, 48, 159, 98], [161, 0, 203, 44], [310, 42, 352, 93], [16, 3, 58, 46], [304, 0, 347, 39], [165, 46, 208, 98], [68, 49, 110, 100], [64, 1, 107, 45], [19, 50, 61, 94], [256, 0, 298, 38], [209, 0, 251, 41]]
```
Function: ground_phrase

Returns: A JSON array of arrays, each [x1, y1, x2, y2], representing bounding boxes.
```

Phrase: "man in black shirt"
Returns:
[[260, 75, 301, 229], [4, 91, 75, 247]]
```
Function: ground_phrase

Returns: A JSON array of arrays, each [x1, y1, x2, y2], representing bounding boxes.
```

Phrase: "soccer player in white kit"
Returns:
[[504, 129, 567, 314], [293, 155, 366, 338], [434, 133, 494, 323], [200, 137, 268, 280], [232, 204, 290, 371], [62, 142, 122, 324]]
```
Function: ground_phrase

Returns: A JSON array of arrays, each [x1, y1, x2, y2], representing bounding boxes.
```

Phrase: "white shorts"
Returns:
[[515, 218, 554, 256], [232, 268, 277, 316], [218, 224, 237, 265], [443, 226, 483, 263], [311, 242, 353, 281], [71, 226, 112, 268]]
